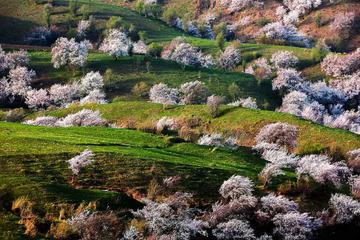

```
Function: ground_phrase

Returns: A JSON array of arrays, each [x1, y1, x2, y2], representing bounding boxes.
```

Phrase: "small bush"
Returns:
[[315, 13, 322, 27], [131, 81, 150, 98], [4, 108, 26, 122], [146, 43, 163, 57], [256, 18, 271, 27]]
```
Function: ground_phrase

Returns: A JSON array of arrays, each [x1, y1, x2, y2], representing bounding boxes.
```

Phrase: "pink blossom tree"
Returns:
[[25, 88, 50, 109], [255, 122, 298, 149]]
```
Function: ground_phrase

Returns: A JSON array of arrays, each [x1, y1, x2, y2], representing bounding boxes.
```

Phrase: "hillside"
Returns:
[[156, 0, 360, 51], [1, 0, 360, 239], [29, 101, 360, 156]]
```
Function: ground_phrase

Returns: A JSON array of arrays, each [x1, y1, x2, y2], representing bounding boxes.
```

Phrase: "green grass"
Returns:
[[30, 101, 360, 156]]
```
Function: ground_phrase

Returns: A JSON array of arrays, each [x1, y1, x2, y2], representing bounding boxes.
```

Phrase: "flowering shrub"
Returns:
[[24, 116, 59, 127], [260, 22, 310, 47], [51, 37, 91, 69], [49, 83, 80, 107], [4, 66, 35, 97], [162, 38, 215, 68], [272, 68, 305, 92], [80, 89, 107, 105], [273, 212, 321, 240], [132, 40, 148, 55], [57, 109, 107, 127], [324, 109, 360, 134], [220, 0, 264, 13], [99, 29, 132, 58], [209, 195, 257, 226], [156, 116, 177, 133], [350, 176, 360, 199], [257, 194, 298, 220], [5, 49, 30, 70], [132, 194, 208, 239], [330, 71, 360, 99], [212, 219, 256, 240], [207, 95, 225, 117], [228, 97, 258, 109], [327, 193, 360, 224], [77, 20, 91, 38], [331, 12, 355, 38]]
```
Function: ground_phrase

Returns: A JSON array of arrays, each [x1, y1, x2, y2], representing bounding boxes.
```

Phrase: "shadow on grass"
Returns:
[[0, 16, 40, 44]]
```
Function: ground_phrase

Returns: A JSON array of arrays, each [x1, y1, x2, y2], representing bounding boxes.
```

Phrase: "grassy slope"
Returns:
[[31, 101, 360, 156], [0, 121, 266, 238]]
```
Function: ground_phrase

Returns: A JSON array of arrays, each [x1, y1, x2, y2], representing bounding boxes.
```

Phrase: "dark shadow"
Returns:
[[0, 16, 40, 44]]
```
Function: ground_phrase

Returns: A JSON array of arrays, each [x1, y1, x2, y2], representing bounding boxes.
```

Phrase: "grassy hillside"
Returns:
[[30, 101, 360, 157], [0, 121, 268, 238], [29, 51, 281, 109], [0, 121, 269, 198]]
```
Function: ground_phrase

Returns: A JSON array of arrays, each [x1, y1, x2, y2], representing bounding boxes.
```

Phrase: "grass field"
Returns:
[[29, 101, 360, 157]]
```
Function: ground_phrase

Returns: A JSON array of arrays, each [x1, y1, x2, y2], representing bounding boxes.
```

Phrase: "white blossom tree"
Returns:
[[4, 66, 35, 97], [180, 81, 209, 105], [24, 116, 59, 127], [49, 83, 81, 107], [25, 88, 50, 109], [270, 51, 299, 69], [80, 89, 107, 105], [218, 45, 241, 70], [80, 71, 104, 95], [99, 29, 132, 58], [51, 37, 91, 69], [256, 193, 298, 221], [67, 149, 95, 182], [149, 83, 180, 105], [272, 68, 305, 92], [321, 48, 360, 77], [77, 20, 91, 38]]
